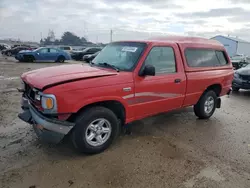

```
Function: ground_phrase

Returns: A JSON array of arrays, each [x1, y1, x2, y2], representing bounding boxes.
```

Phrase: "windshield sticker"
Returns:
[[122, 47, 138, 52]]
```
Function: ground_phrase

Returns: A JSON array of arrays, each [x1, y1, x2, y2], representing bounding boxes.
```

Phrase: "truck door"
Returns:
[[133, 43, 186, 119]]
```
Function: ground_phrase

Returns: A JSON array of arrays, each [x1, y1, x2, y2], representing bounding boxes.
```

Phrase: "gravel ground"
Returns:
[[0, 54, 250, 188]]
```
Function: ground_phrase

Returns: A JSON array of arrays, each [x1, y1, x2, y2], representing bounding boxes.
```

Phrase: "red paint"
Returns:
[[21, 37, 234, 123]]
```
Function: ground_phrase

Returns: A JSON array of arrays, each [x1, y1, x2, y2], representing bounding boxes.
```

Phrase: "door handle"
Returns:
[[174, 79, 181, 83]]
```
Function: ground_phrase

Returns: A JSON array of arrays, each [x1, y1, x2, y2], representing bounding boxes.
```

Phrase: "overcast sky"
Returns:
[[1, 0, 250, 43]]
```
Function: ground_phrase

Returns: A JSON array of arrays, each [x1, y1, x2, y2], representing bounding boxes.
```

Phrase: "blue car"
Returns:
[[15, 47, 71, 62]]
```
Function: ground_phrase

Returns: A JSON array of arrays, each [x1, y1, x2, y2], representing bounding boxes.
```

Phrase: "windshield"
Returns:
[[92, 42, 146, 71]]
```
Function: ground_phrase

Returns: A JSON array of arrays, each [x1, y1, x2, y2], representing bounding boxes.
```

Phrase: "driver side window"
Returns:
[[39, 48, 48, 53], [144, 46, 176, 74]]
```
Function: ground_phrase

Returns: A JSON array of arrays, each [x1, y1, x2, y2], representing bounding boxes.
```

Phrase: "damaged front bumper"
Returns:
[[18, 97, 74, 144]]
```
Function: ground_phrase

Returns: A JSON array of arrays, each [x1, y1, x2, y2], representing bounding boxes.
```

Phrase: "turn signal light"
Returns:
[[45, 98, 53, 109], [41, 94, 56, 111]]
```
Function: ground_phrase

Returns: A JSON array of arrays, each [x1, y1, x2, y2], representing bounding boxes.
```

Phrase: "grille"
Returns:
[[24, 82, 35, 100], [240, 75, 250, 81]]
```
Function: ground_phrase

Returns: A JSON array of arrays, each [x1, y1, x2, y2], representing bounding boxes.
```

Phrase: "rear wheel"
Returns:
[[56, 56, 65, 63], [71, 106, 120, 154], [194, 90, 217, 119]]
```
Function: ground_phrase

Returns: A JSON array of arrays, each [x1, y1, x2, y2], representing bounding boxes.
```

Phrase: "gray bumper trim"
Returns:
[[21, 97, 29, 109], [29, 104, 74, 135]]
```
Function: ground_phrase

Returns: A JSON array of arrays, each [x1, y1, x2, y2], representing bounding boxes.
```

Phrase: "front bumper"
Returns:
[[232, 79, 250, 89], [15, 54, 24, 61], [70, 54, 82, 60], [18, 97, 74, 144]]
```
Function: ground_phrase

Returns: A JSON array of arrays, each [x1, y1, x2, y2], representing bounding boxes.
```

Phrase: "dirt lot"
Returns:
[[0, 54, 250, 188]]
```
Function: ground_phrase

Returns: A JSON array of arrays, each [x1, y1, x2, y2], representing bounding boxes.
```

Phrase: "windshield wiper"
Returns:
[[98, 62, 120, 72]]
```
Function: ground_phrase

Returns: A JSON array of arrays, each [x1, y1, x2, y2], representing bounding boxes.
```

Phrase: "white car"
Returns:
[[58, 46, 73, 53]]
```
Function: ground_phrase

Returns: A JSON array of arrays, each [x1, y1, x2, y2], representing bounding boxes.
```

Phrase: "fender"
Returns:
[[73, 96, 129, 113], [71, 96, 134, 123]]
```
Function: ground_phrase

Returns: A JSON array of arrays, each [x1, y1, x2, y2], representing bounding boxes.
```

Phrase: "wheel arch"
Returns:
[[68, 100, 126, 126], [204, 83, 222, 97], [23, 54, 35, 61], [58, 54, 65, 59], [193, 83, 222, 106]]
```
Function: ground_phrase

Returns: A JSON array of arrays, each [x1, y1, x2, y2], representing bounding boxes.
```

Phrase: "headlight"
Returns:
[[35, 93, 41, 101], [41, 94, 57, 112], [234, 72, 240, 79]]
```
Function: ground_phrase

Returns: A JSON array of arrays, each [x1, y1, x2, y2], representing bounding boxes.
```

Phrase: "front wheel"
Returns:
[[28, 56, 35, 62], [71, 106, 120, 154], [194, 90, 217, 119]]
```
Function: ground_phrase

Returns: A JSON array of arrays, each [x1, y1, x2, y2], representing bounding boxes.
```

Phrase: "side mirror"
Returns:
[[140, 64, 155, 76]]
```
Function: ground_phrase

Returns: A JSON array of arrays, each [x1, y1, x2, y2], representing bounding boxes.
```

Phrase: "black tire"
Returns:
[[57, 56, 65, 63], [194, 90, 217, 119], [71, 106, 120, 154], [232, 86, 240, 92], [28, 55, 35, 62]]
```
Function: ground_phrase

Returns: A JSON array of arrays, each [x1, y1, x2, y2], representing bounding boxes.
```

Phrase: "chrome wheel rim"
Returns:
[[85, 118, 112, 147], [204, 96, 214, 114]]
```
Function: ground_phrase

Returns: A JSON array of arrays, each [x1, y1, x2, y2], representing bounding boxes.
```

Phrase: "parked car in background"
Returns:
[[0, 43, 11, 51], [15, 47, 71, 62], [232, 64, 250, 91], [19, 47, 38, 53], [230, 54, 250, 70], [82, 51, 100, 63], [2, 46, 32, 56], [72, 47, 86, 51], [18, 37, 233, 154], [58, 46, 73, 53], [0, 45, 5, 51], [70, 47, 86, 54], [70, 47, 102, 60]]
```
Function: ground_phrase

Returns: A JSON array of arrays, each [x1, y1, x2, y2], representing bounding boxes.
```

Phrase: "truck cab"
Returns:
[[18, 36, 234, 154]]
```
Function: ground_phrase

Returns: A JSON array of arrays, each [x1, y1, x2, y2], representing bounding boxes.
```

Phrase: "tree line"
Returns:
[[40, 30, 90, 46]]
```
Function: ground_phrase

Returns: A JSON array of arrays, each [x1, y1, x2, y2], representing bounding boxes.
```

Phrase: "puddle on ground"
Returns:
[[184, 166, 225, 188]]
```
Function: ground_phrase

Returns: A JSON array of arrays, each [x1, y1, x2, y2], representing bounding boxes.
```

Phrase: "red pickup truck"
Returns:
[[18, 36, 233, 154]]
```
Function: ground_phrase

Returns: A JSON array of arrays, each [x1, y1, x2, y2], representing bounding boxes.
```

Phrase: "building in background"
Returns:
[[0, 39, 39, 48], [211, 35, 250, 57]]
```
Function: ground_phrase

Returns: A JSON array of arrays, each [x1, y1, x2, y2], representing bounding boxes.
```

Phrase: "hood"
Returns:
[[236, 66, 250, 75], [231, 60, 242, 63], [19, 50, 32, 53], [84, 54, 92, 58], [21, 64, 118, 90]]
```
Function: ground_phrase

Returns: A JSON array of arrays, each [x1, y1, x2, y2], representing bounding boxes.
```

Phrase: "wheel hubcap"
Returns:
[[85, 118, 111, 147], [204, 96, 214, 114]]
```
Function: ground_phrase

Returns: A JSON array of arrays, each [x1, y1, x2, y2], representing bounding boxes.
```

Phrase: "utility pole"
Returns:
[[96, 35, 98, 43], [110, 29, 113, 42]]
